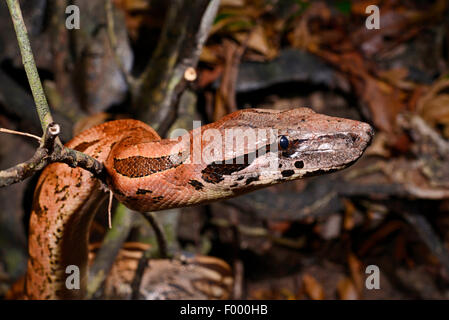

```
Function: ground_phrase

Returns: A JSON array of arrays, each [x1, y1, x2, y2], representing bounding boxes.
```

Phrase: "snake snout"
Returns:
[[353, 122, 374, 152]]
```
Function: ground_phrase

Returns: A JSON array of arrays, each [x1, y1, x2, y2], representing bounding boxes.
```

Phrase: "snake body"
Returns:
[[21, 108, 373, 299]]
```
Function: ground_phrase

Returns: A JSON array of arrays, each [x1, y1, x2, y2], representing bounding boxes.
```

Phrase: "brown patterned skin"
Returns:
[[20, 108, 373, 299], [25, 120, 156, 299]]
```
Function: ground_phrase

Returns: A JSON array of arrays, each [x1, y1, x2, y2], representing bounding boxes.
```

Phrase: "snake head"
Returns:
[[201, 108, 374, 189], [272, 108, 374, 180]]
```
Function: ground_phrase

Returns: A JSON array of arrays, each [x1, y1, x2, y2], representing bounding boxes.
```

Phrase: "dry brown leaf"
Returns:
[[198, 65, 223, 88], [214, 40, 244, 120], [337, 277, 359, 300], [378, 68, 416, 90], [416, 79, 449, 138], [234, 25, 277, 59], [358, 221, 403, 256], [200, 46, 221, 64], [288, 18, 320, 52], [288, 2, 331, 52], [364, 132, 392, 158], [316, 48, 405, 133], [361, 76, 405, 133], [347, 253, 364, 294], [302, 274, 325, 300], [343, 199, 356, 230]]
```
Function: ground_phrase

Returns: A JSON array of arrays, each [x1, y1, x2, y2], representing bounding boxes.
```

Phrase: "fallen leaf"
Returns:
[[302, 274, 325, 300], [416, 78, 449, 138], [347, 253, 363, 294], [337, 277, 359, 300]]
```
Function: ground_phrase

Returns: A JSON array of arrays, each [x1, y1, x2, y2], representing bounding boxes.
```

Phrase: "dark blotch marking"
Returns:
[[245, 176, 260, 185], [55, 184, 69, 194], [72, 139, 99, 152], [136, 188, 152, 195], [230, 183, 238, 188], [201, 163, 249, 184], [32, 178, 46, 217], [281, 170, 295, 177], [202, 143, 274, 184], [294, 161, 304, 168], [113, 188, 125, 197], [188, 180, 204, 190], [114, 154, 183, 178], [237, 176, 244, 181]]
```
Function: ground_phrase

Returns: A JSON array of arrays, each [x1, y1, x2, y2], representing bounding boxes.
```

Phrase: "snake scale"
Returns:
[[12, 107, 373, 299]]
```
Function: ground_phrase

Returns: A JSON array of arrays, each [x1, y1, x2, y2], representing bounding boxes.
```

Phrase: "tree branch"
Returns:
[[0, 123, 105, 188], [143, 212, 168, 259], [105, 0, 134, 88]]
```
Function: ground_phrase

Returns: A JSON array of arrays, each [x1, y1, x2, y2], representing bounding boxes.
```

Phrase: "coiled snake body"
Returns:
[[18, 108, 373, 299]]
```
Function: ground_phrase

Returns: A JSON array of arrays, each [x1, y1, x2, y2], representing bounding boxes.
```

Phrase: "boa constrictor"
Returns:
[[18, 107, 373, 299]]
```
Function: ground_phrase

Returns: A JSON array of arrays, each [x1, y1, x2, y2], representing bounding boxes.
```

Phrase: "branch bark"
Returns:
[[0, 124, 104, 188]]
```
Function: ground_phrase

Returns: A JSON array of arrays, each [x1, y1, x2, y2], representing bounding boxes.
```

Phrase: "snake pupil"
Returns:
[[279, 136, 289, 150]]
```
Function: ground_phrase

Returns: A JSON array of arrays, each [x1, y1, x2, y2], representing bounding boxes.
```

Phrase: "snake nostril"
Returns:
[[348, 133, 359, 144]]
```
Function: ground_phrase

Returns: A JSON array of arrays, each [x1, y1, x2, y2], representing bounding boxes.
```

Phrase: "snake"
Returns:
[[12, 107, 373, 299]]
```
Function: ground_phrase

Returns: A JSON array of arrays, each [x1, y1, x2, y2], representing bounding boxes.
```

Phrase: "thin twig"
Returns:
[[0, 128, 41, 142], [130, 247, 152, 300], [108, 190, 113, 229], [143, 212, 168, 259], [5, 0, 53, 132], [105, 0, 134, 87]]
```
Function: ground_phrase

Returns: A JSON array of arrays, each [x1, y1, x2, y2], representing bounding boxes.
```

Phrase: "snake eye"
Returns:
[[279, 136, 289, 150]]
